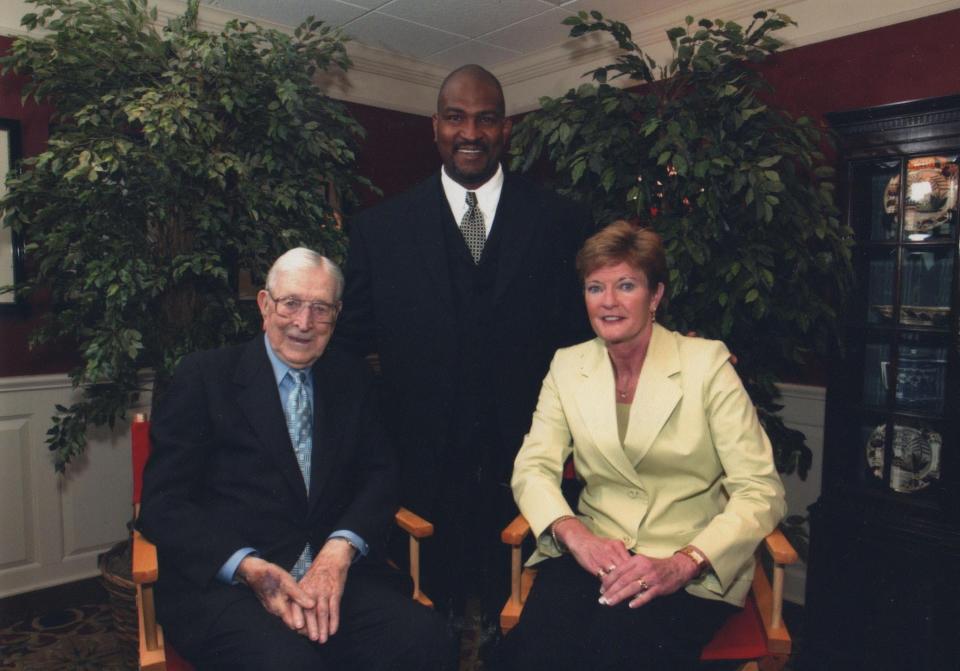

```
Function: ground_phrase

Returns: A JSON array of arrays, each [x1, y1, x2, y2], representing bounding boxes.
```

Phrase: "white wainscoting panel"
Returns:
[[0, 416, 32, 569], [0, 375, 148, 598]]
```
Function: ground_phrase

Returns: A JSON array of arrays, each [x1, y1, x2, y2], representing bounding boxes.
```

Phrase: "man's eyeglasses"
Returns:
[[268, 292, 339, 323]]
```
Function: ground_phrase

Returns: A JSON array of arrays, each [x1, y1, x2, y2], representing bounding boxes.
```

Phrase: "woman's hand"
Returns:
[[553, 517, 631, 580], [598, 553, 700, 608]]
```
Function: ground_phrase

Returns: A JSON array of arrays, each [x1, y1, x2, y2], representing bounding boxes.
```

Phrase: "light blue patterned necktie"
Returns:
[[286, 370, 313, 578]]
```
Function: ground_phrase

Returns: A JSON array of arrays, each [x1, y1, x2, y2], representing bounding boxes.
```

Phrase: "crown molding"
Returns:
[[317, 41, 447, 115]]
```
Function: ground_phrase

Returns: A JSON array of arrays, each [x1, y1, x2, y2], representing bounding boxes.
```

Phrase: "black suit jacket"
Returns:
[[139, 336, 396, 637], [335, 171, 590, 518]]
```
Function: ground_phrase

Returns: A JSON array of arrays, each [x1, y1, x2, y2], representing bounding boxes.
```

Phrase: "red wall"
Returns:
[[0, 35, 74, 377], [758, 9, 960, 120], [346, 101, 437, 209], [2, 9, 960, 377]]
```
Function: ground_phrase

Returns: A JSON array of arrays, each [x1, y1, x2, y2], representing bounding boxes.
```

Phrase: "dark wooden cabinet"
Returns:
[[802, 96, 960, 670]]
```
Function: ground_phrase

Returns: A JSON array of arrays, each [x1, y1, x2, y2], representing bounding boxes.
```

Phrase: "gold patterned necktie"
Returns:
[[460, 191, 485, 264]]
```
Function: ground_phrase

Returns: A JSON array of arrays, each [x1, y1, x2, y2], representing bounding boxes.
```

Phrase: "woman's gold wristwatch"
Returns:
[[674, 545, 710, 576]]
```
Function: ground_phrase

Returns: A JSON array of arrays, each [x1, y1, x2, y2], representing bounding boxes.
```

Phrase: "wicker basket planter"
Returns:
[[99, 540, 138, 669]]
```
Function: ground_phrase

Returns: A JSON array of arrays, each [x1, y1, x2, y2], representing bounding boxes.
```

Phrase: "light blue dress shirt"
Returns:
[[216, 335, 368, 584]]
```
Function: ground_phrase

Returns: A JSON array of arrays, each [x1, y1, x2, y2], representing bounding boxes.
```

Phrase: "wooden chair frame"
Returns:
[[499, 515, 799, 671], [130, 415, 434, 671]]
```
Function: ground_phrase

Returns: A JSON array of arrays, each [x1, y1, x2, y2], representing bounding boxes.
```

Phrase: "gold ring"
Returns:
[[637, 579, 650, 592]]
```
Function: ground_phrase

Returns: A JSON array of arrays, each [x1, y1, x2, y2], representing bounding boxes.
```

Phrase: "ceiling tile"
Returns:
[[336, 0, 393, 8], [563, 0, 676, 23], [205, 0, 367, 27], [482, 7, 576, 54], [427, 40, 520, 70], [343, 12, 462, 58], [377, 0, 549, 39]]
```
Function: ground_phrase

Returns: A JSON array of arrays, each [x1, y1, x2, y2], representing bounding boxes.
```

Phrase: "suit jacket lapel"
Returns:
[[492, 174, 539, 304], [624, 324, 682, 466], [234, 337, 309, 509], [307, 356, 338, 510], [411, 173, 456, 317], [573, 340, 643, 485]]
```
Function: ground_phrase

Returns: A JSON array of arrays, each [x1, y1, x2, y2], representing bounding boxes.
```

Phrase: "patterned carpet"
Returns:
[[0, 603, 133, 671], [0, 599, 486, 671], [0, 594, 797, 670]]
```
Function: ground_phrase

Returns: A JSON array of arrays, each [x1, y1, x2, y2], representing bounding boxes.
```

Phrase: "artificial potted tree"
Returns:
[[509, 10, 853, 489], [1, 0, 369, 468], [1, 0, 370, 659]]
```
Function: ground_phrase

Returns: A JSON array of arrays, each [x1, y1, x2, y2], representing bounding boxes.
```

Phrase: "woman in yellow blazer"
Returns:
[[507, 221, 786, 670]]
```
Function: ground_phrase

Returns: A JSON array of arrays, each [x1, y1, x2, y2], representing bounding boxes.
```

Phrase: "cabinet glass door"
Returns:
[[848, 154, 957, 496]]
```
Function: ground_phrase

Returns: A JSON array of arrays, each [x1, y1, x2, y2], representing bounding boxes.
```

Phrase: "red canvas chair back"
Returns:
[[131, 415, 195, 671]]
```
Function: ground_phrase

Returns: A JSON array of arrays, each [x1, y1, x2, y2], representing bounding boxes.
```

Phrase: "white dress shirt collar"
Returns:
[[441, 163, 504, 239]]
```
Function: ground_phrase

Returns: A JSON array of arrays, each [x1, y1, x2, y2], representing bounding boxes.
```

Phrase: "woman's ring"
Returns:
[[597, 569, 606, 579], [637, 579, 650, 593]]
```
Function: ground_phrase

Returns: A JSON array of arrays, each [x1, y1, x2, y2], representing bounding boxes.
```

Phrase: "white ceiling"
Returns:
[[204, 0, 675, 69]]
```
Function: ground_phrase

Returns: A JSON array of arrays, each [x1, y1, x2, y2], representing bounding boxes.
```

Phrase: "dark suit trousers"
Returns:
[[500, 554, 736, 671], [172, 568, 452, 671]]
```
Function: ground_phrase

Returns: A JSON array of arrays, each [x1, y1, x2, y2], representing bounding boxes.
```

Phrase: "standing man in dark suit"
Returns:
[[139, 248, 450, 670], [335, 65, 592, 627]]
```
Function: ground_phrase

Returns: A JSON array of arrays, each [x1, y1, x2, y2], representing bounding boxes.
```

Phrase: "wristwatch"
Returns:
[[674, 545, 710, 576]]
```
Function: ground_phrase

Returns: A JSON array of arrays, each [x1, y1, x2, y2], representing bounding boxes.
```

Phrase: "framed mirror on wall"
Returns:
[[0, 118, 23, 309]]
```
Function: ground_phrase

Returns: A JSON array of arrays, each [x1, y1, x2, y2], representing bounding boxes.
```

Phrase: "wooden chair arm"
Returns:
[[501, 514, 531, 545], [132, 529, 165, 664], [394, 507, 434, 608], [500, 514, 534, 633], [132, 530, 159, 584], [394, 507, 434, 538], [755, 525, 799, 650], [762, 528, 799, 565]]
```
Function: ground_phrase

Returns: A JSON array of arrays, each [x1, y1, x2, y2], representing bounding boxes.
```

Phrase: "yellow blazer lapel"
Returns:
[[624, 324, 682, 467], [573, 339, 644, 485]]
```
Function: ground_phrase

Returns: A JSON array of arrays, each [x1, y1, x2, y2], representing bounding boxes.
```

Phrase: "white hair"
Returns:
[[265, 247, 344, 300]]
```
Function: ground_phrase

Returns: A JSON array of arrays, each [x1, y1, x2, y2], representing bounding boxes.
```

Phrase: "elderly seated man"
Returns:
[[139, 248, 451, 670]]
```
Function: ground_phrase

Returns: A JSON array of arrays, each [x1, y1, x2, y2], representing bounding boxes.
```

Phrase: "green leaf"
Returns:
[[666, 27, 686, 43], [571, 158, 587, 184], [601, 166, 616, 192], [672, 154, 688, 175]]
